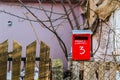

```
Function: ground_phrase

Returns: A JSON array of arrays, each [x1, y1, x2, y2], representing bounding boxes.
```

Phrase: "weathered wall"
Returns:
[[90, 0, 120, 62]]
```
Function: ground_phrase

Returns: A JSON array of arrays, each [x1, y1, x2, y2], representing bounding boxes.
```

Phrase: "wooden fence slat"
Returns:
[[0, 40, 8, 80], [39, 41, 50, 61], [25, 41, 36, 80], [39, 41, 50, 80], [109, 62, 116, 80], [12, 41, 22, 80], [39, 61, 51, 80], [84, 62, 95, 80], [98, 62, 106, 80]]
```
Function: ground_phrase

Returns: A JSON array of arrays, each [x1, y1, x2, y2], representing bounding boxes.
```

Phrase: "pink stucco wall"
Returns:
[[0, 3, 82, 70]]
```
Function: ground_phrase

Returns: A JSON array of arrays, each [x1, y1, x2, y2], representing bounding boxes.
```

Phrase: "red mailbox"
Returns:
[[72, 30, 92, 60]]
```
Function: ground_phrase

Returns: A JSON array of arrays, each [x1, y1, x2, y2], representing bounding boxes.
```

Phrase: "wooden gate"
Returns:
[[0, 40, 51, 80]]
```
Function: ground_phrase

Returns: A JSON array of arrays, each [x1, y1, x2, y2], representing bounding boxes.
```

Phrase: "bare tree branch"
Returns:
[[39, 0, 68, 59], [66, 0, 80, 29], [0, 9, 66, 23], [18, 0, 68, 60], [61, 0, 74, 30]]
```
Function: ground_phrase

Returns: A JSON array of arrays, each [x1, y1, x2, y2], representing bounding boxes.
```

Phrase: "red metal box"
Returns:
[[72, 30, 92, 60]]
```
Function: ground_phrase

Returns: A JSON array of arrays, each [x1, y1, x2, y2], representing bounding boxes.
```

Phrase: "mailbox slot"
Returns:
[[74, 36, 88, 40]]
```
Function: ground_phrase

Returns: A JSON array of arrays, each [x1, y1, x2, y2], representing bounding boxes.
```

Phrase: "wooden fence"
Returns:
[[71, 61, 117, 80], [1, 40, 119, 80], [0, 40, 51, 80]]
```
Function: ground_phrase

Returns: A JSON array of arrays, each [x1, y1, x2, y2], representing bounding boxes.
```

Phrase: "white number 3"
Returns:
[[79, 46, 85, 55]]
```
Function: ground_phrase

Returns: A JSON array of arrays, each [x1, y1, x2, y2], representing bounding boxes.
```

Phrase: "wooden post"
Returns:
[[84, 62, 95, 80], [39, 41, 50, 80], [25, 41, 36, 80], [98, 62, 105, 80], [0, 40, 8, 80], [12, 41, 22, 80]]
